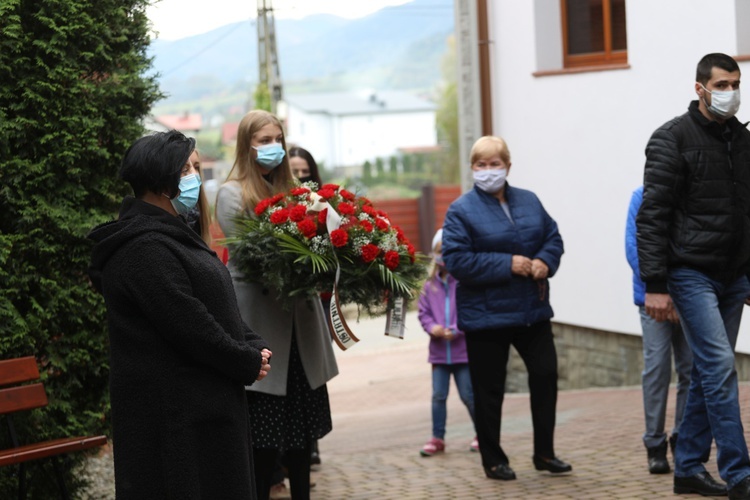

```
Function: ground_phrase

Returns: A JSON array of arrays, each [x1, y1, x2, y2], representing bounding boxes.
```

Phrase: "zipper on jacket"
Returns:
[[443, 276, 452, 365]]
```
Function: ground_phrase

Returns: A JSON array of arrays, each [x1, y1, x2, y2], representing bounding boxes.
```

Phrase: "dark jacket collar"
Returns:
[[688, 100, 748, 138]]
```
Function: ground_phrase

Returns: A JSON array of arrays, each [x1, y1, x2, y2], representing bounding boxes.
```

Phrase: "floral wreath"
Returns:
[[225, 182, 427, 348]]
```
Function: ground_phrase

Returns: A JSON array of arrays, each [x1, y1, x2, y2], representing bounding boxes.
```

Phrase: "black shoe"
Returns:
[[533, 455, 573, 473], [647, 442, 670, 474], [310, 440, 321, 466], [729, 476, 750, 500], [674, 471, 727, 496], [485, 463, 516, 481]]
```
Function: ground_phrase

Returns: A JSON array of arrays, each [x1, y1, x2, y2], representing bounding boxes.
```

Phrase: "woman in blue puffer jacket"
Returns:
[[442, 135, 571, 482]]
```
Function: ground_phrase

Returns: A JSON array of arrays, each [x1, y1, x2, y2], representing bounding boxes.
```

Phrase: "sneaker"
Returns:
[[470, 436, 479, 452], [420, 437, 445, 457]]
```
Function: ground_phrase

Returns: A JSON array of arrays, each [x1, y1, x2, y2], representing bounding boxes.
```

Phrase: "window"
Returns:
[[561, 0, 627, 68]]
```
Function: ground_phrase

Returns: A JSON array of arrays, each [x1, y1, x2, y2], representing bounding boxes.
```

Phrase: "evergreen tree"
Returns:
[[375, 157, 385, 180], [435, 35, 460, 183], [0, 0, 160, 495], [362, 160, 373, 185], [253, 82, 272, 112], [389, 155, 399, 181]]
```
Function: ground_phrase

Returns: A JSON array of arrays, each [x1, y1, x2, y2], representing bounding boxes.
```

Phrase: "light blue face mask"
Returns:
[[253, 143, 286, 170], [170, 174, 201, 215]]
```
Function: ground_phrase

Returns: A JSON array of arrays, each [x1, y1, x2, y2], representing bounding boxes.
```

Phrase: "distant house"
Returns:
[[284, 90, 437, 170], [153, 112, 202, 137]]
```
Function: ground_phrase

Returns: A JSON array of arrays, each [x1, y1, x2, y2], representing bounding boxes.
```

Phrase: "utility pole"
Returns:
[[257, 0, 282, 114]]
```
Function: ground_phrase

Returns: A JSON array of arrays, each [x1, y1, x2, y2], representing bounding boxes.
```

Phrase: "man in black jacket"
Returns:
[[637, 53, 750, 500]]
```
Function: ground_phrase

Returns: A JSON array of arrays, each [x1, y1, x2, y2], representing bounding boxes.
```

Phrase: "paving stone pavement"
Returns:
[[309, 312, 750, 500]]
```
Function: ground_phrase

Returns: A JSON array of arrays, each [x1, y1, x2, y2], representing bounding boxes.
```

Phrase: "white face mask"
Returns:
[[701, 84, 741, 119], [473, 168, 507, 193]]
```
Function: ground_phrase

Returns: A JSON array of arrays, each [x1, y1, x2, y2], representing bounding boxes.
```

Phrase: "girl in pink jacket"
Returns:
[[418, 229, 478, 456]]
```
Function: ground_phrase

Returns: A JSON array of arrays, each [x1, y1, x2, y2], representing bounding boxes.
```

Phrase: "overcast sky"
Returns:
[[147, 0, 411, 40]]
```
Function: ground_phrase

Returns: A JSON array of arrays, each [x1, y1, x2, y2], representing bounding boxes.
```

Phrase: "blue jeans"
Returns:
[[668, 267, 750, 488], [431, 363, 475, 439], [639, 306, 692, 449]]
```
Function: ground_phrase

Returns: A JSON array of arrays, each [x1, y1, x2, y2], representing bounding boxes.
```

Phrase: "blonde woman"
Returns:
[[216, 110, 338, 500], [185, 149, 212, 245]]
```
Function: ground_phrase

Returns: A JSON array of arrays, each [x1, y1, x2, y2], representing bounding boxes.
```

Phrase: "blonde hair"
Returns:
[[427, 240, 443, 282], [193, 150, 212, 245], [470, 136, 511, 166], [225, 110, 295, 211]]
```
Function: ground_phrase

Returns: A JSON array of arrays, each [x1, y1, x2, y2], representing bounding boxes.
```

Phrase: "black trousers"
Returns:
[[254, 446, 311, 500], [465, 320, 559, 469]]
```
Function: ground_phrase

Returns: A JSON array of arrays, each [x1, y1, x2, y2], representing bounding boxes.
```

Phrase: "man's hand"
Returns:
[[257, 348, 272, 381], [512, 255, 533, 277], [645, 293, 674, 322], [530, 259, 549, 280]]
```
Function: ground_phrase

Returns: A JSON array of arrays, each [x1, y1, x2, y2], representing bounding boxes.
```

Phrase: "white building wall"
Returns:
[[337, 112, 437, 166], [286, 106, 436, 169], [284, 105, 333, 169], [488, 0, 750, 351]]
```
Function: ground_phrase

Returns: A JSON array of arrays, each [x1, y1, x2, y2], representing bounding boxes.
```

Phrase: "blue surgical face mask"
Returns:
[[254, 143, 286, 170], [170, 174, 201, 215]]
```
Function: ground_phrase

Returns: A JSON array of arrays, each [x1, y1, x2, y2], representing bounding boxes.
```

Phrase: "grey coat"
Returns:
[[216, 181, 338, 396]]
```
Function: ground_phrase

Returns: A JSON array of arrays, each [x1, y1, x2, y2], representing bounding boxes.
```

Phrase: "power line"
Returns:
[[159, 20, 252, 77]]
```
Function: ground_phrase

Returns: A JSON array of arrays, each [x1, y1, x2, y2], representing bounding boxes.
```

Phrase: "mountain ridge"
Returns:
[[148, 0, 454, 112]]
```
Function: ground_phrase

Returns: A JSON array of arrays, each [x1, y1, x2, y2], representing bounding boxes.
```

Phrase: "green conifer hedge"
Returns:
[[0, 0, 161, 495]]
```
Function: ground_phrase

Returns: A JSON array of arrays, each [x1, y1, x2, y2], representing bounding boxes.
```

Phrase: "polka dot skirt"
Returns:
[[248, 334, 332, 451]]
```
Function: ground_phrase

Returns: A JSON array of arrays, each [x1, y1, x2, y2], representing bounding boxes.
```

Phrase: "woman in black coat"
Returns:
[[88, 130, 272, 499]]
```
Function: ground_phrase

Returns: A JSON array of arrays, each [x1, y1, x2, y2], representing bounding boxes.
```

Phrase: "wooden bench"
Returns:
[[0, 356, 107, 499]]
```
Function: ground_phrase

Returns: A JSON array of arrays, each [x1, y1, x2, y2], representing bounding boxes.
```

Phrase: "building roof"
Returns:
[[285, 90, 435, 116], [154, 113, 202, 132], [222, 122, 240, 145]]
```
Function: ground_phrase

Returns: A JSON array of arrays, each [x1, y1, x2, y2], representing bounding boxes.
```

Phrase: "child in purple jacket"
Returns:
[[418, 229, 478, 457]]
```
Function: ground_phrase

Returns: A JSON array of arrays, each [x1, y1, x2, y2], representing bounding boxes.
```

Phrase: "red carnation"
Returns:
[[330, 229, 349, 247], [384, 250, 400, 270], [271, 193, 285, 204], [291, 187, 310, 196], [317, 208, 328, 225], [362, 205, 376, 216], [269, 208, 290, 224], [375, 218, 389, 231], [340, 189, 355, 201], [359, 220, 373, 233], [254, 199, 271, 216], [337, 202, 356, 215], [406, 243, 415, 256], [289, 204, 307, 222], [321, 183, 340, 191], [297, 218, 317, 239], [317, 188, 336, 199], [361, 244, 379, 263], [394, 226, 406, 242]]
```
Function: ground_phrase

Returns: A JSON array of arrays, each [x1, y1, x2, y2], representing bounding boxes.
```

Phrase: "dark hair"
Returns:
[[288, 145, 322, 185], [119, 130, 196, 198], [696, 53, 740, 84]]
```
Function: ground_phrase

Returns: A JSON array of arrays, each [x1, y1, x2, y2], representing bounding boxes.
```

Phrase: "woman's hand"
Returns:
[[511, 255, 533, 276], [530, 259, 549, 280], [257, 348, 272, 381]]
